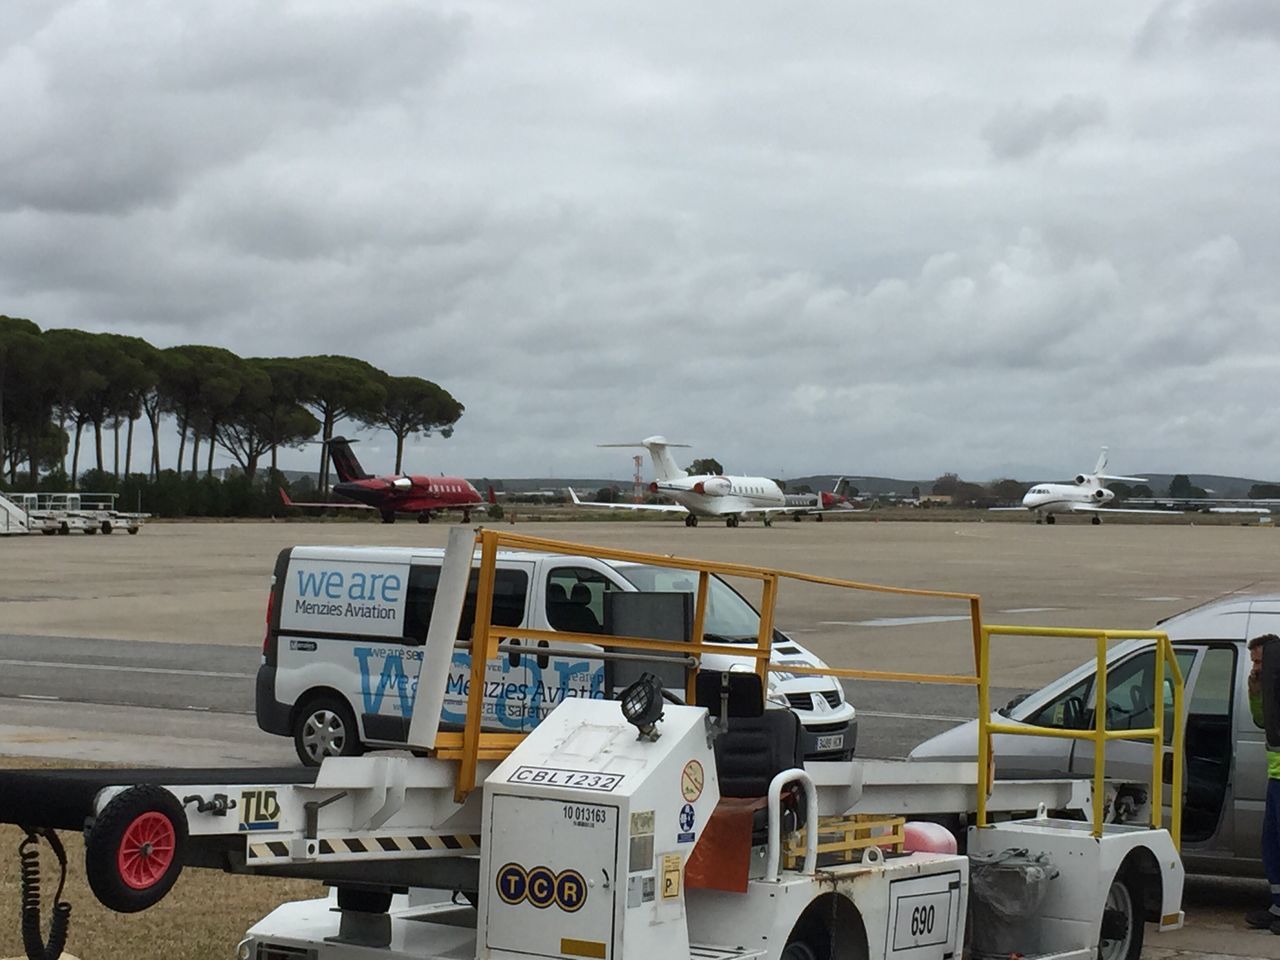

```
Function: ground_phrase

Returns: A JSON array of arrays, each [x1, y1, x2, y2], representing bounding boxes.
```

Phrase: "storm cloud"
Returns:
[[2, 1, 1278, 482]]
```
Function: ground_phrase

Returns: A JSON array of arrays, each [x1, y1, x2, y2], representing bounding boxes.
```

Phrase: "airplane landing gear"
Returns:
[[793, 514, 802, 522], [380, 511, 396, 524], [762, 516, 773, 527], [461, 511, 471, 524], [417, 512, 432, 524], [1045, 514, 1056, 525], [726, 515, 740, 528], [684, 514, 698, 527], [1091, 515, 1102, 525], [1035, 515, 1043, 525], [815, 514, 824, 522]]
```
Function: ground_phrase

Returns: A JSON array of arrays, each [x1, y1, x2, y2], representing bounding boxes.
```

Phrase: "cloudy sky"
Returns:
[[4, 1, 1278, 481]]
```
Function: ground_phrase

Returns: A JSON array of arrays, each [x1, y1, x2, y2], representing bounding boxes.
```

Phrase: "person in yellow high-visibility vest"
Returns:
[[1247, 634, 1280, 933]]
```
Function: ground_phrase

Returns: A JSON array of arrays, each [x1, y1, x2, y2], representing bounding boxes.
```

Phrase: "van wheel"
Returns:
[[293, 696, 363, 766], [1098, 872, 1143, 960], [101, 521, 113, 534]]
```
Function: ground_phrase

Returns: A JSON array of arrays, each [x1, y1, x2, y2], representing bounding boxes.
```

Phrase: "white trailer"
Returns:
[[0, 529, 1187, 960], [5, 491, 148, 534]]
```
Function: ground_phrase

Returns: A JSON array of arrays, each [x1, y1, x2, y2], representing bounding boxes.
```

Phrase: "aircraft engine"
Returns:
[[1074, 474, 1088, 485], [693, 478, 731, 497], [392, 477, 413, 490], [1093, 488, 1109, 501], [649, 481, 659, 494]]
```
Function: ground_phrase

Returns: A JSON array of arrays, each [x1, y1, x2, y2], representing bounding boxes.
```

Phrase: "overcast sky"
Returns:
[[4, 1, 1278, 481]]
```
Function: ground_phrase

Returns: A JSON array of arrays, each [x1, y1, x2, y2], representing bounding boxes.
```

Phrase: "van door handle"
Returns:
[[537, 640, 550, 670], [1162, 751, 1174, 785], [507, 638, 521, 668]]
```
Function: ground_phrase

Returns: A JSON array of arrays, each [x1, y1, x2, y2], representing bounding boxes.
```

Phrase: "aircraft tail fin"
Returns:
[[599, 436, 690, 481], [1094, 446, 1147, 484], [279, 487, 294, 507], [488, 485, 498, 505], [324, 436, 372, 482]]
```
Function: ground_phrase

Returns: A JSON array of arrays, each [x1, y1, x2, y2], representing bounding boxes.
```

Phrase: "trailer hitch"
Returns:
[[182, 793, 236, 816]]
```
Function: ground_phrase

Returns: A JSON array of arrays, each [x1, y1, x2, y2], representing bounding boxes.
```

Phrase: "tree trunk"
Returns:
[[28, 425, 37, 487], [318, 411, 332, 493], [125, 417, 135, 478], [175, 412, 188, 478], [147, 411, 162, 480], [245, 453, 259, 482], [94, 420, 105, 473], [190, 430, 200, 477], [206, 420, 216, 477], [271, 443, 278, 476], [71, 420, 84, 489], [113, 420, 121, 479], [395, 432, 405, 474]]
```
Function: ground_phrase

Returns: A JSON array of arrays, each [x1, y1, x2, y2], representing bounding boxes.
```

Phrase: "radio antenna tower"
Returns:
[[633, 455, 644, 503]]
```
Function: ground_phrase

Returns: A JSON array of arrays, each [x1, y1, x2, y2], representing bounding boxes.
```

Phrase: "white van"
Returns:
[[256, 545, 857, 765]]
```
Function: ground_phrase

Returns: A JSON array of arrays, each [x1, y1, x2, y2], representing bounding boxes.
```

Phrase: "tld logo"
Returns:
[[239, 789, 281, 831]]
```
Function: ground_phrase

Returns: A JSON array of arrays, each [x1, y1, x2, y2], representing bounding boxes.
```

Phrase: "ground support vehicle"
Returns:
[[6, 492, 147, 534], [257, 544, 856, 765], [0, 491, 33, 535], [911, 593, 1280, 875], [0, 529, 1186, 960]]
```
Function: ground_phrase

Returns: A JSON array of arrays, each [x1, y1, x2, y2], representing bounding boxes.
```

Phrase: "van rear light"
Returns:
[[263, 590, 275, 655]]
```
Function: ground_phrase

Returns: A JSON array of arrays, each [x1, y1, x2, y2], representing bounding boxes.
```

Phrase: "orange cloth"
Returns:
[[685, 797, 765, 894]]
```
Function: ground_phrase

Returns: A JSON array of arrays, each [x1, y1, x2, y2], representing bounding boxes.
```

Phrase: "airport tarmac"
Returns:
[[3, 519, 1279, 958]]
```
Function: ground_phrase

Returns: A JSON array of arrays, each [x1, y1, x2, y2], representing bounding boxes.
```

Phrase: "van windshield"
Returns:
[[614, 565, 761, 640]]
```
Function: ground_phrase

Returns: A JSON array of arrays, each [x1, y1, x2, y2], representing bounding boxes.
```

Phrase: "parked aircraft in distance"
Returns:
[[569, 436, 847, 527], [992, 447, 1176, 525], [785, 478, 868, 521], [280, 437, 491, 524]]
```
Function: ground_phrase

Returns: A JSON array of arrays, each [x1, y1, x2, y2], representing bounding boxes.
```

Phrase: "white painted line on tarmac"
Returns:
[[821, 615, 970, 627], [1001, 607, 1063, 614], [17, 694, 59, 701], [0, 658, 253, 680], [859, 709, 968, 723]]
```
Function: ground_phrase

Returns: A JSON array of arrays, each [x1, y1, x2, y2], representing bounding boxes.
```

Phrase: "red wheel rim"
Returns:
[[117, 811, 176, 889]]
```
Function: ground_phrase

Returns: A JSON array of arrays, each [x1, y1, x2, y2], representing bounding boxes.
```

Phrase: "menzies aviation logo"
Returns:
[[293, 567, 403, 622], [352, 648, 606, 731]]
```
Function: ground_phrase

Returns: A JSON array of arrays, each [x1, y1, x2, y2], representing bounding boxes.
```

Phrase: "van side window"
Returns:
[[545, 567, 622, 635], [403, 566, 530, 644], [1026, 675, 1093, 730]]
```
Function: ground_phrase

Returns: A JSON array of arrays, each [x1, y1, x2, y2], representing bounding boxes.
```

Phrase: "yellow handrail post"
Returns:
[[756, 574, 778, 693], [969, 597, 984, 675], [688, 571, 710, 704], [456, 530, 497, 803], [976, 626, 992, 828], [1092, 633, 1108, 838], [1151, 641, 1165, 831]]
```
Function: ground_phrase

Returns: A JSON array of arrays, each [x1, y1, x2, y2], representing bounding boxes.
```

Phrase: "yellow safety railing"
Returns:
[[976, 625, 1184, 848], [446, 529, 982, 800]]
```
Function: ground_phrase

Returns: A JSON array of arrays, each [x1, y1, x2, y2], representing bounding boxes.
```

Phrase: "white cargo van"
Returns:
[[256, 545, 857, 765]]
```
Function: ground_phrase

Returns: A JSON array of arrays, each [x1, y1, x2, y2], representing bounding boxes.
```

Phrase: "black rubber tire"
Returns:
[[380, 511, 395, 524], [293, 694, 363, 766], [84, 785, 187, 913], [101, 521, 113, 534], [128, 527, 139, 534], [84, 526, 97, 535], [417, 511, 431, 524], [1097, 872, 1144, 960], [58, 523, 69, 534], [781, 942, 820, 960], [337, 887, 394, 913]]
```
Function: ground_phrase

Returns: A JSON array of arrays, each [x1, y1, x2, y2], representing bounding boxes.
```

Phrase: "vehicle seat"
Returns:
[[546, 582, 602, 635]]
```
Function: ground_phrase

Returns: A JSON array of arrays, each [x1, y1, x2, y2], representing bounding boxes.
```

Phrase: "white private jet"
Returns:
[[569, 437, 823, 527], [994, 448, 1175, 525]]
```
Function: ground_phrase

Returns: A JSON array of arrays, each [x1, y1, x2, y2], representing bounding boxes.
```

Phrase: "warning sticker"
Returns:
[[680, 760, 704, 802]]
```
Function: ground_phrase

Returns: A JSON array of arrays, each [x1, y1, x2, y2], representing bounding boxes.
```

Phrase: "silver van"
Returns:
[[910, 594, 1280, 875], [257, 545, 857, 765]]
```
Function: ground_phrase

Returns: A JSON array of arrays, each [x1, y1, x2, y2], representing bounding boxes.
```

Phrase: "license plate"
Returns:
[[816, 734, 844, 751]]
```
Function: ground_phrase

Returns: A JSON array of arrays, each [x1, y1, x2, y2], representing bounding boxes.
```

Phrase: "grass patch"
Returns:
[[0, 756, 322, 960]]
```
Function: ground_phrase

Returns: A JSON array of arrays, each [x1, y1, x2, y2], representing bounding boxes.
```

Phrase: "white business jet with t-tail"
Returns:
[[996, 448, 1174, 525], [569, 437, 806, 527]]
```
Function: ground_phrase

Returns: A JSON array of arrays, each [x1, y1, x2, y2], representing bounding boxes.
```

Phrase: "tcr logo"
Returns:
[[495, 862, 587, 912]]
